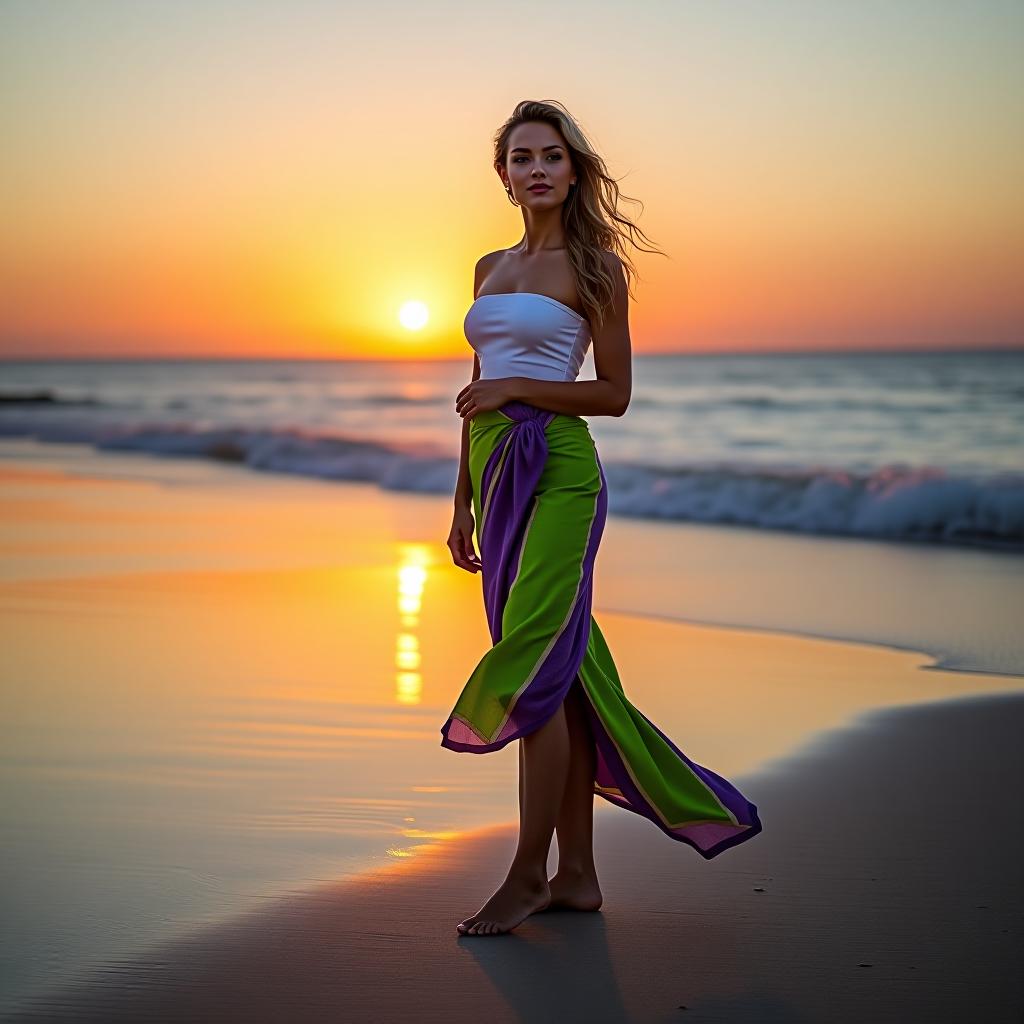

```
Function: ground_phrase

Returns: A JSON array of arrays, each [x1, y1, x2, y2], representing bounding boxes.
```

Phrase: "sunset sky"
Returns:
[[1, 0, 1022, 359]]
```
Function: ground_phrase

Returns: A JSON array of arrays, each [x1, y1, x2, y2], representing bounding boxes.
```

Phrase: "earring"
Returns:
[[505, 183, 518, 207]]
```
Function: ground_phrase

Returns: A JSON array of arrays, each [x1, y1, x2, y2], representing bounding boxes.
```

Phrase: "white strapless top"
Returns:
[[464, 292, 591, 382]]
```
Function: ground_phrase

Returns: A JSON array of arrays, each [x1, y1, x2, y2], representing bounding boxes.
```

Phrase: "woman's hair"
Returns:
[[493, 99, 667, 330]]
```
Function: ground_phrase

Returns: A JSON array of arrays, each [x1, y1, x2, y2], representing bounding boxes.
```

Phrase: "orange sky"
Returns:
[[1, 1, 1022, 359]]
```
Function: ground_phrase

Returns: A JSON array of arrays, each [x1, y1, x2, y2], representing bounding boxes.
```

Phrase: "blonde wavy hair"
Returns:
[[493, 99, 667, 330]]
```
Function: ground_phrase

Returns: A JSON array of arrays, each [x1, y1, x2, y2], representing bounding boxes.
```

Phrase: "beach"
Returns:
[[1, 437, 1022, 1020]]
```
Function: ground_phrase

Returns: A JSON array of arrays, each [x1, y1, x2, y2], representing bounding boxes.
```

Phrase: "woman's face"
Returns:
[[500, 121, 575, 207]]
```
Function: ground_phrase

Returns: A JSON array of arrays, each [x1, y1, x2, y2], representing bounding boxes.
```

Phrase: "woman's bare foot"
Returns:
[[456, 869, 551, 936], [543, 866, 603, 912]]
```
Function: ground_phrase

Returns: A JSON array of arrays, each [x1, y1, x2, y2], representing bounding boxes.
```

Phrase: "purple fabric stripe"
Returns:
[[479, 402, 556, 644]]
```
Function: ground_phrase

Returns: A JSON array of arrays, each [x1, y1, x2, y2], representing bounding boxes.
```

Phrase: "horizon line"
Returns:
[[1, 343, 1023, 363]]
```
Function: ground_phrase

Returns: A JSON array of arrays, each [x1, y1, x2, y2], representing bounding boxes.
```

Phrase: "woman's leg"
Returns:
[[547, 676, 604, 910], [519, 679, 596, 869], [457, 701, 571, 935]]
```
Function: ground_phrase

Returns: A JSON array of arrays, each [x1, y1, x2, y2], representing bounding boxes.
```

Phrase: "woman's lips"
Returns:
[[528, 185, 552, 192]]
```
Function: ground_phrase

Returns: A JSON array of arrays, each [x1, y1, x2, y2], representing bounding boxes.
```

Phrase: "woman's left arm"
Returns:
[[512, 253, 632, 418]]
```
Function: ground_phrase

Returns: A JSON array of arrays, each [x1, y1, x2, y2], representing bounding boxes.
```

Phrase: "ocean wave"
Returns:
[[1, 414, 1021, 550], [601, 461, 1023, 549]]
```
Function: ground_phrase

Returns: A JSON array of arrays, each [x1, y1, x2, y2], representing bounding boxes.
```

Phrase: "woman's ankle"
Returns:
[[508, 857, 550, 888], [553, 860, 598, 880]]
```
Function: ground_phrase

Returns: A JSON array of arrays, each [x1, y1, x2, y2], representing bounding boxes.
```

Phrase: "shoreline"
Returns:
[[5, 689, 1022, 1022], [2, 437, 1022, 679], [0, 429, 1020, 556], [596, 605, 1024, 682]]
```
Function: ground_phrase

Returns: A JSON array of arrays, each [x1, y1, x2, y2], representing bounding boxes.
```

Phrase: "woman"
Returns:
[[442, 100, 762, 937]]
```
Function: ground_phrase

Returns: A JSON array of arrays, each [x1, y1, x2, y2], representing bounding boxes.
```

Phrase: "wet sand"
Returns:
[[7, 691, 1022, 1023]]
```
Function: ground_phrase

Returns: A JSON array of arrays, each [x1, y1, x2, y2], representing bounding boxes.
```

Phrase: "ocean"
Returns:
[[2, 349, 1022, 549]]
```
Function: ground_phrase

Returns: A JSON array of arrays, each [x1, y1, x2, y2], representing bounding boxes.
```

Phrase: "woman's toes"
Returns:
[[459, 916, 511, 936]]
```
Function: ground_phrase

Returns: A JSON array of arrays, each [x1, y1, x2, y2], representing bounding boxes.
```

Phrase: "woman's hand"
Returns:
[[455, 377, 520, 420], [447, 504, 481, 573]]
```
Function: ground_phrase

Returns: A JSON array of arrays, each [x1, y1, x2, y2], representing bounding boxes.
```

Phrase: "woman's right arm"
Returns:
[[453, 352, 480, 512], [446, 350, 481, 577], [448, 251, 499, 573], [448, 352, 482, 573], [449, 254, 495, 573]]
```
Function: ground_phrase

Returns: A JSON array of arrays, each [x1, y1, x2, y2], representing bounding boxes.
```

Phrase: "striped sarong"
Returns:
[[440, 401, 762, 859]]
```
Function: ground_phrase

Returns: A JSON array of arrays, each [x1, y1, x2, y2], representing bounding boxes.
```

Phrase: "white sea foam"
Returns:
[[1, 409, 1020, 549]]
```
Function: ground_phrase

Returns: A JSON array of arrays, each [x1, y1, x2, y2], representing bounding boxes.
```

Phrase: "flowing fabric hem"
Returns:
[[440, 681, 762, 860], [439, 707, 561, 754], [582, 696, 762, 859]]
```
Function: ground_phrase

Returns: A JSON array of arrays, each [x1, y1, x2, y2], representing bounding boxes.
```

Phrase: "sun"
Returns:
[[398, 300, 429, 330]]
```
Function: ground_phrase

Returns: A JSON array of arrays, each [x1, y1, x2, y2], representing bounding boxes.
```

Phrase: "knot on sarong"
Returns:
[[491, 402, 556, 469], [496, 400, 555, 429]]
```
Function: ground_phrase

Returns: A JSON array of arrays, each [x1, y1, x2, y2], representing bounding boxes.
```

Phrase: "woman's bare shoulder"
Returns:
[[473, 249, 508, 296], [475, 249, 508, 273]]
